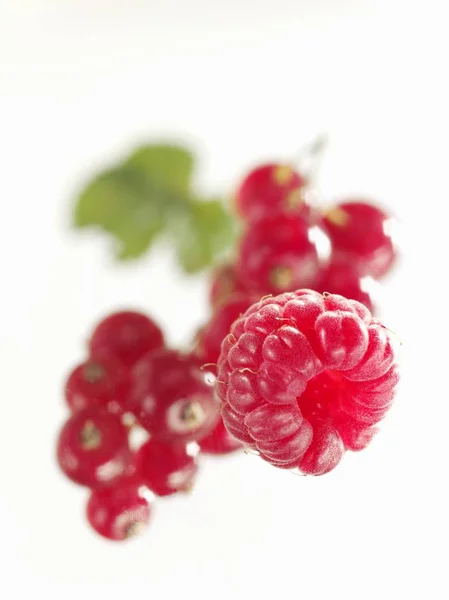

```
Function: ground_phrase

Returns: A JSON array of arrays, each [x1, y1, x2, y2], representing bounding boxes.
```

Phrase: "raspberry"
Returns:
[[217, 290, 399, 474], [315, 261, 374, 311], [195, 293, 259, 366], [237, 214, 329, 295], [323, 200, 397, 278], [199, 417, 242, 455], [89, 311, 164, 368], [209, 263, 247, 308], [135, 438, 198, 496], [235, 163, 310, 221], [56, 407, 132, 487], [64, 355, 131, 415], [130, 349, 219, 443], [86, 477, 152, 541]]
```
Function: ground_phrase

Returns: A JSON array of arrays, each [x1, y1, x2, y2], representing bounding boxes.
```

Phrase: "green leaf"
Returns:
[[74, 166, 165, 259], [172, 199, 236, 274], [72, 141, 236, 271], [126, 144, 194, 196]]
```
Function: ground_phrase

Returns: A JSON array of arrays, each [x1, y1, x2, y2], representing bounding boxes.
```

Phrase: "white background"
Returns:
[[0, 1, 447, 599]]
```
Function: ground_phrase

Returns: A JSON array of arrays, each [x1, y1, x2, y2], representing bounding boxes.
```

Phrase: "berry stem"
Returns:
[[297, 134, 329, 183]]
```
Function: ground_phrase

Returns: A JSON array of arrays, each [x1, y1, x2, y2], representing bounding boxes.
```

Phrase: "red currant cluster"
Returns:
[[57, 155, 401, 542], [57, 311, 240, 541], [206, 163, 397, 315]]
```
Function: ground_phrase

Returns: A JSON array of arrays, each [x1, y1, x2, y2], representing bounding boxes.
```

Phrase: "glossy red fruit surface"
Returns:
[[65, 355, 131, 414], [86, 477, 151, 541], [217, 290, 399, 474], [237, 214, 329, 295], [199, 417, 242, 455], [130, 349, 219, 442], [235, 163, 310, 221], [135, 439, 198, 496], [56, 407, 131, 487], [323, 201, 396, 278], [89, 311, 164, 368]]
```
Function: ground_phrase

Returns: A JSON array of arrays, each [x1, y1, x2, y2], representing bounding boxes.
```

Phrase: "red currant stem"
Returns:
[[297, 134, 329, 183]]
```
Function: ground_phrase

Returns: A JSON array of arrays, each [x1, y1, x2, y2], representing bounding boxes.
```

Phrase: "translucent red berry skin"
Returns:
[[135, 439, 198, 496], [65, 355, 131, 415], [235, 163, 309, 222], [130, 349, 219, 443], [323, 201, 396, 278], [195, 293, 259, 365], [217, 290, 399, 474], [315, 261, 374, 312], [86, 477, 151, 541], [56, 407, 131, 487], [209, 264, 247, 308], [89, 311, 164, 368], [237, 215, 328, 295], [199, 417, 242, 455]]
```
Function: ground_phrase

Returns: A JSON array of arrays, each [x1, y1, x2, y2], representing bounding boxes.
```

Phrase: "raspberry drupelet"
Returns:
[[195, 293, 259, 366], [217, 290, 399, 475], [199, 417, 242, 455]]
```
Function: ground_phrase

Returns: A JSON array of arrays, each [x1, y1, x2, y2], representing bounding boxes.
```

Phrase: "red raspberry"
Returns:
[[135, 438, 198, 496], [130, 349, 219, 443], [209, 263, 247, 308], [323, 200, 397, 278], [315, 261, 374, 311], [86, 477, 152, 541], [217, 290, 399, 474], [89, 311, 164, 368], [199, 417, 242, 455], [64, 355, 131, 415], [56, 407, 132, 487], [235, 163, 310, 221], [195, 293, 259, 366], [237, 214, 329, 295]]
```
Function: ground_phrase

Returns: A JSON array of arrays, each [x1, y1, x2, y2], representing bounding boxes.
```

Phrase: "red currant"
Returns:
[[56, 407, 131, 487], [130, 349, 219, 442], [135, 438, 198, 496], [235, 163, 310, 221], [315, 261, 374, 311], [86, 477, 152, 541], [297, 420, 344, 475], [237, 214, 329, 295], [199, 417, 242, 455], [333, 412, 378, 451], [64, 355, 131, 414], [89, 311, 164, 368], [323, 200, 396, 278]]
